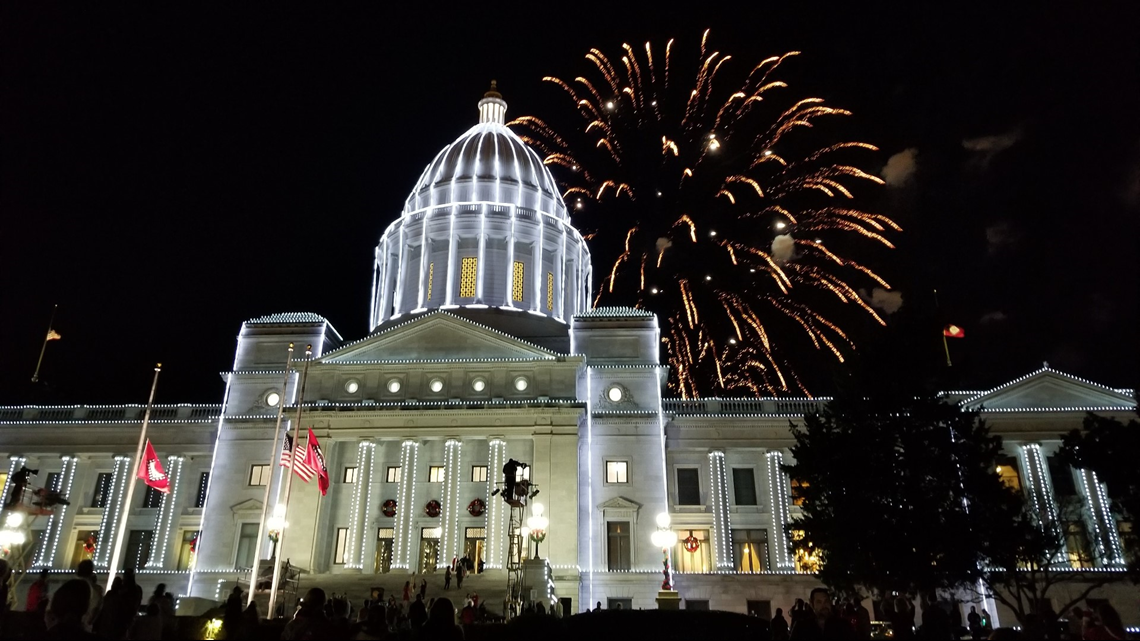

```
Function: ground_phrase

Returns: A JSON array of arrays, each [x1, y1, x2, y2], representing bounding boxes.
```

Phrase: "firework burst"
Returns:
[[512, 31, 900, 398]]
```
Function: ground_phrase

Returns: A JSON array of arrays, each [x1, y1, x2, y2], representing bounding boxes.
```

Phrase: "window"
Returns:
[[996, 457, 1022, 492], [44, 472, 62, 493], [513, 376, 529, 391], [512, 261, 525, 302], [142, 485, 163, 509], [676, 468, 701, 505], [248, 464, 272, 486], [459, 257, 478, 297], [387, 379, 402, 393], [176, 530, 199, 571], [735, 529, 769, 573], [334, 527, 349, 565], [471, 466, 488, 483], [343, 467, 358, 484], [235, 523, 259, 569], [1065, 521, 1094, 568], [791, 478, 810, 506], [92, 472, 114, 508], [125, 530, 153, 570], [607, 521, 632, 571], [674, 529, 711, 572], [376, 528, 395, 574], [606, 461, 628, 484], [792, 529, 821, 573], [547, 272, 554, 311], [732, 468, 757, 506], [345, 380, 360, 394], [387, 467, 401, 483], [0, 473, 7, 498], [429, 466, 446, 483], [426, 262, 434, 300], [195, 472, 209, 508], [471, 378, 487, 392], [1048, 456, 1077, 496], [607, 598, 633, 610], [747, 600, 772, 619], [429, 378, 445, 393], [685, 600, 710, 611]]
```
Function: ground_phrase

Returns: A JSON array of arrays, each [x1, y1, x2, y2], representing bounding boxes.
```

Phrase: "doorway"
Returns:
[[463, 527, 486, 573], [418, 527, 441, 574], [375, 528, 394, 574]]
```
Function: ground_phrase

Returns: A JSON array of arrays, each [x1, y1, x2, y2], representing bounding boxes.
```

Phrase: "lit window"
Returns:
[[606, 461, 629, 484], [607, 386, 623, 402], [1065, 521, 1094, 568], [426, 262, 434, 300], [471, 378, 487, 392], [333, 527, 349, 564], [514, 376, 529, 392], [343, 467, 358, 484], [429, 466, 446, 483], [345, 380, 359, 394], [460, 257, 478, 297], [675, 529, 711, 573], [472, 466, 488, 483], [791, 478, 810, 507], [512, 261, 525, 302], [734, 529, 768, 573], [387, 379, 402, 394], [386, 467, 401, 483], [996, 457, 1022, 492], [249, 465, 272, 487], [265, 392, 281, 407], [429, 378, 445, 393], [547, 272, 554, 311], [792, 529, 821, 573]]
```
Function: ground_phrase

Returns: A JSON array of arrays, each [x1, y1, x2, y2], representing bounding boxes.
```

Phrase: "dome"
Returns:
[[401, 84, 569, 222], [370, 83, 592, 331]]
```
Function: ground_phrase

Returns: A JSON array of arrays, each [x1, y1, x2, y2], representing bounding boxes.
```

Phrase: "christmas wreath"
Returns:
[[467, 498, 486, 517], [425, 500, 442, 518], [83, 535, 97, 555], [683, 534, 700, 553], [381, 499, 397, 518]]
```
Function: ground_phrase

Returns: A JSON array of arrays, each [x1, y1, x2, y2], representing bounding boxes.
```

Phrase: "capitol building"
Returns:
[[1, 87, 1135, 625]]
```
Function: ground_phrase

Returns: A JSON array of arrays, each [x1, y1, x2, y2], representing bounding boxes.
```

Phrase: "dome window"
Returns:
[[345, 380, 360, 394], [387, 379, 403, 394], [513, 376, 529, 392], [607, 386, 624, 403], [429, 378, 445, 393], [472, 378, 487, 392], [265, 391, 281, 407]]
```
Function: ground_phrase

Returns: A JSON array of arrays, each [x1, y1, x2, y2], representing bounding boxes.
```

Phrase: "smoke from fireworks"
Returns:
[[512, 31, 900, 397]]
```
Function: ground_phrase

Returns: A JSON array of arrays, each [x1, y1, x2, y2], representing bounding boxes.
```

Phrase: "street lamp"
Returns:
[[526, 502, 549, 559], [650, 512, 678, 591], [266, 504, 288, 560]]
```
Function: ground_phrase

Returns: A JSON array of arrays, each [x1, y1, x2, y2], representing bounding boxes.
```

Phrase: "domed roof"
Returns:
[[401, 83, 569, 222]]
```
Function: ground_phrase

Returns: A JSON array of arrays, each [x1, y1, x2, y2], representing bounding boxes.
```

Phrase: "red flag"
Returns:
[[303, 428, 329, 496], [137, 439, 170, 493], [943, 324, 965, 338]]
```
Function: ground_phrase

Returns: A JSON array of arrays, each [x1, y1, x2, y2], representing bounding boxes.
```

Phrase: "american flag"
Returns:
[[280, 433, 315, 481]]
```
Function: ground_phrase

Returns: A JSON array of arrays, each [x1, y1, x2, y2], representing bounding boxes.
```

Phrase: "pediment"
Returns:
[[597, 496, 642, 512], [963, 368, 1134, 411], [231, 498, 264, 514], [319, 311, 559, 363]]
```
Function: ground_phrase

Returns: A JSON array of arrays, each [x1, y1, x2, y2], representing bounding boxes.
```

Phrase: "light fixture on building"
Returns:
[[775, 221, 786, 230], [472, 378, 487, 392], [607, 386, 623, 402], [429, 378, 445, 393], [651, 512, 678, 591], [527, 502, 549, 558], [265, 392, 281, 407], [345, 380, 359, 394], [387, 379, 402, 393]]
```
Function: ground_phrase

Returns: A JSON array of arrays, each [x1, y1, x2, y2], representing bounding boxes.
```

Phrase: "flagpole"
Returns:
[[268, 345, 312, 619], [248, 343, 295, 609], [31, 304, 59, 383], [107, 363, 162, 589], [933, 289, 952, 367]]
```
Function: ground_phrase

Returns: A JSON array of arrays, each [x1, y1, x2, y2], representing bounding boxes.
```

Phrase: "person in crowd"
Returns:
[[408, 593, 428, 630], [967, 606, 983, 640], [0, 559, 14, 616], [221, 586, 245, 641], [471, 592, 479, 609], [403, 580, 412, 604], [74, 559, 103, 631], [444, 566, 452, 590], [771, 607, 790, 640], [594, 601, 602, 612], [852, 597, 871, 639], [980, 609, 992, 635], [241, 601, 261, 639], [791, 587, 856, 640], [1082, 602, 1126, 640], [456, 563, 465, 589], [282, 588, 330, 640], [789, 598, 811, 638], [420, 578, 428, 600], [128, 602, 163, 640], [95, 576, 126, 639], [422, 597, 465, 639], [44, 578, 98, 640], [25, 568, 51, 612]]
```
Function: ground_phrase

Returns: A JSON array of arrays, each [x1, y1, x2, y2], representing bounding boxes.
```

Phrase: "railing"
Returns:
[[0, 405, 222, 422]]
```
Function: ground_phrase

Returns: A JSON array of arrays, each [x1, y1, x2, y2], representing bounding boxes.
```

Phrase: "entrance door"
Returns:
[[419, 527, 440, 574], [375, 528, 394, 574], [463, 527, 486, 573]]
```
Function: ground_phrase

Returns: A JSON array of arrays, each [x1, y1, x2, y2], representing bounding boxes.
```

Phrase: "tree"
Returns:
[[787, 392, 1016, 598], [1058, 410, 1140, 572]]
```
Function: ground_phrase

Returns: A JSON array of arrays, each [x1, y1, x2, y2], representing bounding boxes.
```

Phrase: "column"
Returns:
[[485, 438, 506, 569], [1076, 468, 1126, 567], [1, 456, 26, 506], [345, 441, 374, 569], [708, 451, 733, 571], [531, 225, 543, 312], [766, 451, 794, 570], [440, 439, 463, 569], [146, 456, 185, 568], [34, 456, 79, 568], [392, 440, 420, 570], [1017, 444, 1067, 564], [94, 456, 131, 568]]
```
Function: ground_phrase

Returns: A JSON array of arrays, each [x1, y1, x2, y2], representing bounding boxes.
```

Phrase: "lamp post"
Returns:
[[650, 512, 678, 591], [266, 504, 287, 561], [0, 511, 27, 558], [526, 502, 549, 559]]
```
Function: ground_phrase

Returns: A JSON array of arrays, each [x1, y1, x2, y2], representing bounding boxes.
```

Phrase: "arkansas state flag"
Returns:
[[943, 324, 965, 338], [137, 439, 170, 493], [304, 428, 330, 496]]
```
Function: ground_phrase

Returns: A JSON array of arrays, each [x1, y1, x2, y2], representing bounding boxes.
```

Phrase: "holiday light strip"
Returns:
[[339, 309, 565, 359], [962, 366, 1135, 406], [32, 457, 67, 567], [94, 456, 129, 567], [766, 451, 795, 569], [485, 438, 505, 568], [345, 441, 368, 569], [187, 371, 234, 597], [450, 440, 464, 568], [392, 441, 413, 569], [1, 456, 26, 515], [356, 442, 376, 568], [42, 456, 77, 568], [1091, 474, 1125, 565], [148, 456, 184, 568], [439, 439, 457, 567]]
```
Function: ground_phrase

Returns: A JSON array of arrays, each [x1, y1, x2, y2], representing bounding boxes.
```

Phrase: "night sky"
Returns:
[[3, 4, 1137, 404]]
